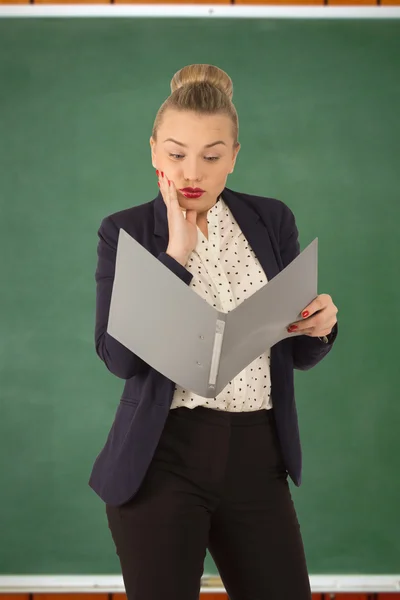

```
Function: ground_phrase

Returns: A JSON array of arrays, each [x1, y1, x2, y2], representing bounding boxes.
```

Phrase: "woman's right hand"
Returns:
[[157, 170, 198, 266]]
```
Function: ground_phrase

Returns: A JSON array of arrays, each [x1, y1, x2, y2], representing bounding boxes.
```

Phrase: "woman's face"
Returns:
[[150, 109, 240, 215]]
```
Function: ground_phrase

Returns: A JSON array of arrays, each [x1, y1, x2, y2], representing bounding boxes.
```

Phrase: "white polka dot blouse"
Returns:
[[170, 195, 272, 413]]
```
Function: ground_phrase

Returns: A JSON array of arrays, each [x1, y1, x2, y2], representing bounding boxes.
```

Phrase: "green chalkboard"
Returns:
[[0, 16, 399, 576]]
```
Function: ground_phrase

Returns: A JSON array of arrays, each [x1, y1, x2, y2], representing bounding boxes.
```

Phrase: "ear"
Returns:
[[150, 136, 157, 169], [229, 142, 241, 174]]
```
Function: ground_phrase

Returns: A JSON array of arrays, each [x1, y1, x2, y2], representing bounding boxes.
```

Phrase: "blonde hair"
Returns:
[[152, 64, 239, 146]]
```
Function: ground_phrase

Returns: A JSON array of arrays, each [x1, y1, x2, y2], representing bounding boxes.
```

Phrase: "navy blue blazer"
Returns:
[[88, 187, 338, 507]]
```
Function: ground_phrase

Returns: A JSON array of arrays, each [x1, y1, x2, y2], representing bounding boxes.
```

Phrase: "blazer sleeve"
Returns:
[[94, 216, 193, 379], [279, 204, 338, 371]]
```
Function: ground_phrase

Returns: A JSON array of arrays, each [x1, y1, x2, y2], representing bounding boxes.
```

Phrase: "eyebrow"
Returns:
[[163, 138, 227, 148]]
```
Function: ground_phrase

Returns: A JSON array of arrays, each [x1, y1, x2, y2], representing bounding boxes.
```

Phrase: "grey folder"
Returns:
[[107, 229, 318, 398]]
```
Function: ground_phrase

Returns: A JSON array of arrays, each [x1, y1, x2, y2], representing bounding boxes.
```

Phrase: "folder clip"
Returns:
[[208, 318, 226, 388]]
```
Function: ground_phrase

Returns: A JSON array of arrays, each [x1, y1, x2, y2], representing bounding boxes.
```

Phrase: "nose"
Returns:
[[182, 158, 202, 183]]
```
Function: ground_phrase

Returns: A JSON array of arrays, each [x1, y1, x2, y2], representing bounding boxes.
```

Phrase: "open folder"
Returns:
[[107, 229, 318, 398]]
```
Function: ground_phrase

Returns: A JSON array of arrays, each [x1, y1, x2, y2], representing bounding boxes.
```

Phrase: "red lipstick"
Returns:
[[180, 187, 205, 199]]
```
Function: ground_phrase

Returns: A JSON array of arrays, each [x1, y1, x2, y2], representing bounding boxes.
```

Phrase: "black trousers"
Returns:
[[106, 405, 311, 600]]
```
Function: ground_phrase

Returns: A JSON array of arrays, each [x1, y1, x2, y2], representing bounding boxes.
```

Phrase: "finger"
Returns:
[[300, 294, 329, 319], [288, 314, 320, 331], [288, 325, 314, 335], [162, 174, 179, 214], [287, 326, 313, 336], [288, 322, 334, 337], [157, 170, 170, 208], [165, 176, 180, 211]]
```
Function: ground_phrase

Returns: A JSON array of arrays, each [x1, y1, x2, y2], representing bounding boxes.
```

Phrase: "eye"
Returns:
[[168, 153, 220, 162]]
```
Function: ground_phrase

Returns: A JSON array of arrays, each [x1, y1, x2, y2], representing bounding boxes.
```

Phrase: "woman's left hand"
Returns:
[[287, 293, 338, 337]]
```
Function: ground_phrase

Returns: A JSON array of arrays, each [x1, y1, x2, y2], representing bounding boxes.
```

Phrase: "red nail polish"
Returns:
[[156, 169, 159, 176], [302, 311, 309, 318], [289, 325, 298, 331], [161, 171, 164, 178], [157, 182, 160, 187], [168, 180, 170, 186]]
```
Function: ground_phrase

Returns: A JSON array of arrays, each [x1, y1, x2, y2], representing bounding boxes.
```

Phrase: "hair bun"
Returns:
[[170, 64, 233, 101]]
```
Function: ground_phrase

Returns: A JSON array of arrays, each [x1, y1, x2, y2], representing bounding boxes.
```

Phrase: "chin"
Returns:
[[177, 192, 212, 211]]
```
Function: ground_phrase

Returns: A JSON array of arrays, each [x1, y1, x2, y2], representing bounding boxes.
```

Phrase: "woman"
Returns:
[[89, 64, 338, 600]]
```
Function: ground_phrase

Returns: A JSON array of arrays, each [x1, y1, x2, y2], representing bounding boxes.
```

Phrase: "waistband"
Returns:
[[169, 405, 275, 427]]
